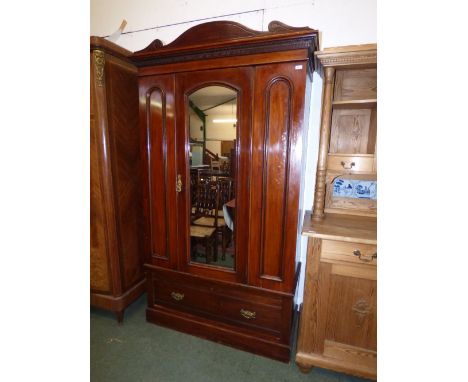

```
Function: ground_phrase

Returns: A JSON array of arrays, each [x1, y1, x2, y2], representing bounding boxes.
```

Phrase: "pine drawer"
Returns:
[[321, 239, 377, 266], [327, 154, 374, 173]]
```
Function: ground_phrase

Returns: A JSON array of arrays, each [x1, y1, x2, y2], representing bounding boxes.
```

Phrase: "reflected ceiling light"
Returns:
[[212, 118, 237, 123]]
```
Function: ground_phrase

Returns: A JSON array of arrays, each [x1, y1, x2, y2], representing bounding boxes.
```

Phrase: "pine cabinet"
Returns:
[[296, 45, 377, 379], [132, 21, 318, 361]]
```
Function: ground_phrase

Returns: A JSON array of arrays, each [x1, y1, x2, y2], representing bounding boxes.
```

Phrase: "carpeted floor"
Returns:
[[91, 294, 373, 382]]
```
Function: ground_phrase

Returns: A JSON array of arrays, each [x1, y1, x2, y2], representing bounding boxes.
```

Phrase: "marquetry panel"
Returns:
[[90, 38, 146, 320], [90, 111, 111, 293], [105, 55, 143, 291]]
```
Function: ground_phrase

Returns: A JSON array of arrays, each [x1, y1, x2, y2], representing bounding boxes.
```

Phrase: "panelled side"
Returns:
[[91, 50, 117, 294], [90, 54, 111, 293], [105, 55, 145, 292], [139, 74, 178, 269], [250, 61, 307, 292]]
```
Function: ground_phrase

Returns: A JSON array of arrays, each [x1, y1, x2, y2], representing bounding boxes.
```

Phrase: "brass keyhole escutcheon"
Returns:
[[176, 174, 182, 193]]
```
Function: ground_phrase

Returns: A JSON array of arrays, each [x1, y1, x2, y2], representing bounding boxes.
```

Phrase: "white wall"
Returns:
[[90, 0, 376, 303]]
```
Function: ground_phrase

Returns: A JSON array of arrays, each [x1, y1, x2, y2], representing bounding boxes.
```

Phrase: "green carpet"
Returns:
[[91, 295, 373, 382]]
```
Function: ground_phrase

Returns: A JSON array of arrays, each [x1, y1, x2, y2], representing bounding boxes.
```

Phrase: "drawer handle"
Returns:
[[240, 309, 256, 320], [353, 250, 377, 262], [171, 292, 184, 301], [340, 161, 355, 170]]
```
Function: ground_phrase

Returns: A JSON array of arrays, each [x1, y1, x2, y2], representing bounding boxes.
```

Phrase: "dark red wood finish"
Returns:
[[90, 37, 146, 322], [249, 61, 308, 293], [175, 67, 253, 284], [133, 21, 318, 360], [138, 74, 178, 270]]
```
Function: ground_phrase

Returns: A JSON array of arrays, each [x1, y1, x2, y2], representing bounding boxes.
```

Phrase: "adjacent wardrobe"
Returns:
[[131, 21, 318, 361], [90, 37, 145, 322]]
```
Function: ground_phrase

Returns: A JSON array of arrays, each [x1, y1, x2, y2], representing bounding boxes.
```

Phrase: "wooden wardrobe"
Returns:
[[90, 37, 145, 322], [132, 21, 318, 361], [295, 45, 377, 379]]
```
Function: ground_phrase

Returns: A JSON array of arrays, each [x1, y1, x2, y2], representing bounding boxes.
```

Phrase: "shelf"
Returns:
[[328, 153, 374, 158], [332, 99, 376, 109], [302, 211, 376, 244]]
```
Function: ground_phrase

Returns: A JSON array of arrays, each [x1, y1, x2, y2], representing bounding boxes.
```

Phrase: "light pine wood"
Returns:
[[312, 67, 335, 220], [329, 109, 372, 154], [323, 340, 376, 372], [312, 45, 376, 220], [302, 211, 376, 244], [332, 99, 376, 108], [321, 240, 377, 266], [315, 44, 377, 69], [327, 154, 374, 173], [299, 43, 377, 380], [330, 263, 376, 281], [296, 228, 377, 379], [334, 69, 377, 101]]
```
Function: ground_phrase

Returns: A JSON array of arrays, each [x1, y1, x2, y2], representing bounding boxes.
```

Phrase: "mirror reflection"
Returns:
[[188, 86, 237, 269]]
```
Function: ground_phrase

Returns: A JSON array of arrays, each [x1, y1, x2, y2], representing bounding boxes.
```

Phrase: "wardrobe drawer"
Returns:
[[321, 240, 377, 266], [151, 273, 286, 336], [327, 154, 374, 173]]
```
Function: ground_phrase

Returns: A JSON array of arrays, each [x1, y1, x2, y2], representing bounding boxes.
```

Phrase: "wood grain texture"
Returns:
[[132, 21, 318, 70], [90, 41, 145, 321], [139, 74, 178, 269], [315, 44, 377, 69], [321, 240, 377, 267], [327, 153, 374, 173], [296, 214, 377, 379], [90, 73, 111, 293], [334, 69, 377, 101], [136, 20, 316, 360], [299, 45, 377, 379], [296, 238, 322, 354], [325, 275, 377, 350], [174, 66, 253, 284], [312, 67, 335, 220], [313, 45, 377, 220], [146, 266, 294, 359], [302, 211, 376, 244], [249, 61, 307, 292], [329, 109, 372, 154]]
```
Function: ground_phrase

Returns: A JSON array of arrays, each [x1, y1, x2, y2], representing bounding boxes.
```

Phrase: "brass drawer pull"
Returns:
[[353, 250, 377, 262], [171, 292, 184, 301], [341, 161, 355, 169], [176, 174, 182, 193], [240, 309, 256, 319]]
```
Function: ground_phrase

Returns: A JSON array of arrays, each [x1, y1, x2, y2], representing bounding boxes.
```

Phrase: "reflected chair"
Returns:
[[191, 181, 226, 261]]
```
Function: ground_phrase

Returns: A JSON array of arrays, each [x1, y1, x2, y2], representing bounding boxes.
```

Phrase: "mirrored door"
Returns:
[[188, 86, 237, 269], [175, 68, 252, 283]]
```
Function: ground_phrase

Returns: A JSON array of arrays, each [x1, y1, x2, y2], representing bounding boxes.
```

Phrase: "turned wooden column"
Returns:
[[312, 67, 335, 220]]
